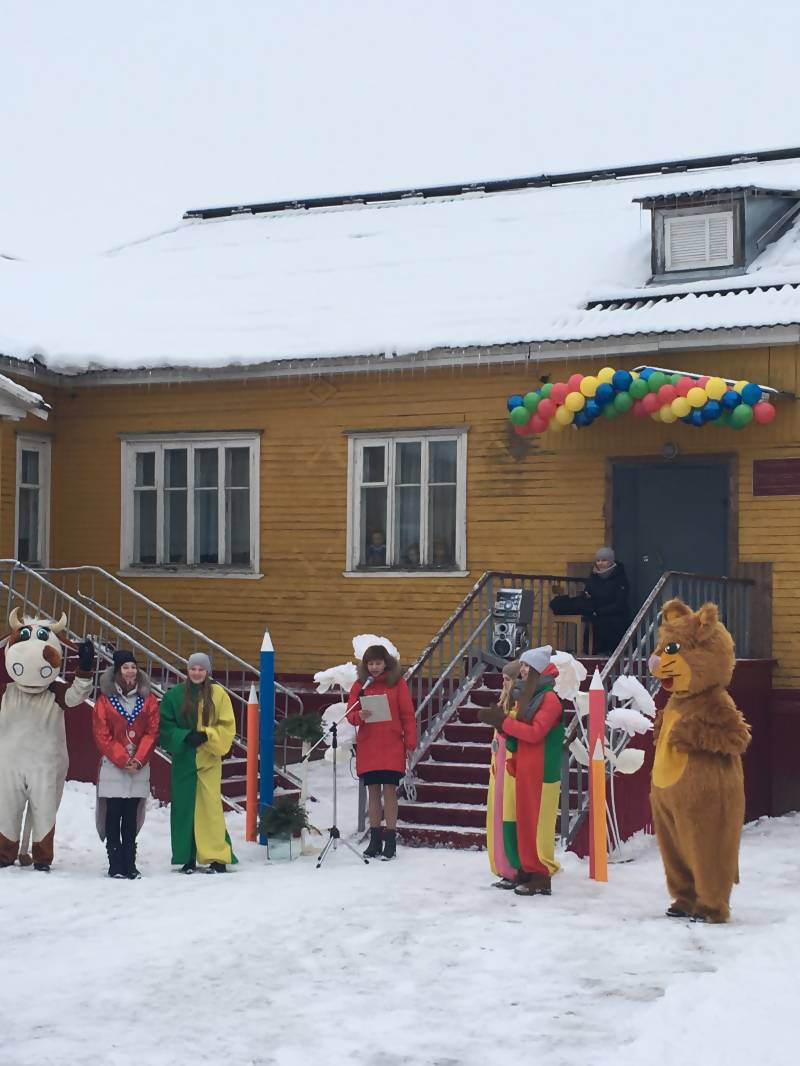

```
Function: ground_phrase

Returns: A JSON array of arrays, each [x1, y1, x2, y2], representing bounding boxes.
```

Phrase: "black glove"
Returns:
[[478, 705, 506, 729], [185, 730, 209, 749], [77, 638, 94, 672]]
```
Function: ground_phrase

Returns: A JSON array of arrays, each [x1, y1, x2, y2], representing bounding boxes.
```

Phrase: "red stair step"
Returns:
[[406, 782, 488, 805], [429, 741, 491, 765], [443, 721, 493, 745], [398, 823, 486, 850], [413, 760, 490, 785], [397, 802, 486, 828]]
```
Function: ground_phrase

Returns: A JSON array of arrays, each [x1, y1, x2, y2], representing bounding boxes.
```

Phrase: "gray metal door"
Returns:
[[613, 462, 729, 611]]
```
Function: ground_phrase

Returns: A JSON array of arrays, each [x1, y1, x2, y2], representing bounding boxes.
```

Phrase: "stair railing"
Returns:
[[0, 560, 302, 794], [560, 570, 754, 845]]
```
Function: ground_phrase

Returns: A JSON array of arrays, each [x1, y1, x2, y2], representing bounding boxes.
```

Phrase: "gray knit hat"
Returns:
[[595, 546, 615, 562], [520, 645, 552, 673], [187, 652, 212, 673]]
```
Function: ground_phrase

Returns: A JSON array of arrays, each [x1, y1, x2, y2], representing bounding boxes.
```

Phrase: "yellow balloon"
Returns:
[[660, 406, 678, 423], [597, 367, 615, 384], [631, 371, 640, 379], [687, 386, 707, 408], [734, 379, 748, 393], [650, 411, 662, 421], [565, 391, 586, 412], [706, 376, 727, 401], [548, 418, 565, 433], [555, 405, 574, 425], [671, 396, 691, 418], [580, 376, 598, 397]]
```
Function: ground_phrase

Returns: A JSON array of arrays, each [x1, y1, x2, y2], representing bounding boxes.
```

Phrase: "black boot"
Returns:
[[363, 827, 383, 859], [207, 861, 227, 873], [181, 861, 197, 874], [381, 829, 397, 861], [106, 843, 125, 879], [124, 840, 141, 880]]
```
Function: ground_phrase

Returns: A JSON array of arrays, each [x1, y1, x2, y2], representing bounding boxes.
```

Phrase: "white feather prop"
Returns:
[[569, 738, 590, 767], [314, 662, 358, 694], [612, 748, 646, 775], [606, 706, 654, 735], [353, 634, 400, 662], [550, 652, 587, 702], [320, 701, 358, 748], [611, 675, 656, 718]]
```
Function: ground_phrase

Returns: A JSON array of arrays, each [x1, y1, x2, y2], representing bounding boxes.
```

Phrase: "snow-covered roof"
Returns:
[[3, 156, 800, 375], [0, 371, 49, 419]]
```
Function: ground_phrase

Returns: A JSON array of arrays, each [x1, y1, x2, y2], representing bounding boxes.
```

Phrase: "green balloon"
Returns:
[[540, 382, 553, 398], [630, 378, 649, 399], [648, 371, 668, 392], [613, 392, 633, 413], [523, 391, 540, 411], [510, 406, 530, 426], [602, 404, 618, 418], [730, 404, 754, 429], [670, 373, 682, 385]]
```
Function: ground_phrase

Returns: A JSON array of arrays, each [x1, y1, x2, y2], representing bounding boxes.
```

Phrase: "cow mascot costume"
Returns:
[[0, 609, 94, 871]]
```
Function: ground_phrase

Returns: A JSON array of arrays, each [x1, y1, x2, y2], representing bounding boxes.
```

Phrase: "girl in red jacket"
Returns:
[[92, 650, 160, 879], [346, 644, 417, 860]]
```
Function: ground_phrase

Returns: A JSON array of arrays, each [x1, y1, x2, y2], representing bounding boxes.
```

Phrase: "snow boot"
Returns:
[[363, 827, 383, 859], [514, 873, 551, 896], [381, 829, 397, 861], [33, 863, 51, 873], [107, 843, 125, 879], [207, 861, 227, 873], [124, 841, 141, 880], [666, 904, 692, 919], [181, 861, 197, 875]]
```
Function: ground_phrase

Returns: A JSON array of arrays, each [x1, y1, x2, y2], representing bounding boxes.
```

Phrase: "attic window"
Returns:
[[664, 211, 734, 271]]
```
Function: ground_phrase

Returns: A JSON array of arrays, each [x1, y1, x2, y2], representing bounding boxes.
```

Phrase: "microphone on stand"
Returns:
[[345, 674, 374, 716]]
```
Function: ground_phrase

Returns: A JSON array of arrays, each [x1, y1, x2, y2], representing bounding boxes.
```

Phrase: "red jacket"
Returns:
[[346, 672, 417, 775], [93, 682, 160, 770]]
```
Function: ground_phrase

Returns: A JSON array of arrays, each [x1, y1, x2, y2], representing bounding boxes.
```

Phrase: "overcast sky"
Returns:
[[3, 0, 798, 259]]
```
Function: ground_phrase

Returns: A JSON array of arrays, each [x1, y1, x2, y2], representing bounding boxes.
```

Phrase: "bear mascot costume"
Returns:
[[648, 598, 751, 923], [0, 610, 94, 871]]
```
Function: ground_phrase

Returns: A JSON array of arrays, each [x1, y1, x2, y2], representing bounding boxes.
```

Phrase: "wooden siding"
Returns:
[[1, 347, 799, 685]]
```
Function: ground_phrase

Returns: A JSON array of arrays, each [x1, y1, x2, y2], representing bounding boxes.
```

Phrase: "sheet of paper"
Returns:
[[359, 693, 392, 723]]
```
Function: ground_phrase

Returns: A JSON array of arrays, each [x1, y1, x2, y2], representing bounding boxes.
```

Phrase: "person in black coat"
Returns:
[[550, 547, 631, 655]]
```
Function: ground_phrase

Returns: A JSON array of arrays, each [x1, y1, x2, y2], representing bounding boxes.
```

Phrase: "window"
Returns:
[[16, 436, 51, 566], [121, 434, 260, 572], [347, 430, 467, 572], [664, 210, 734, 271]]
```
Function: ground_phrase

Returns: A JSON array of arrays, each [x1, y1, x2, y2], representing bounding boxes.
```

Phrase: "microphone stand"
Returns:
[[303, 694, 369, 869]]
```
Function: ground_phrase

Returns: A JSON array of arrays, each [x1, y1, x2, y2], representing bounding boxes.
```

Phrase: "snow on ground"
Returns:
[[2, 764, 797, 1066]]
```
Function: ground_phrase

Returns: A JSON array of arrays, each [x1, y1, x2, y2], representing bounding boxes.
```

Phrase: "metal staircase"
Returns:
[[396, 568, 754, 849], [0, 561, 304, 808]]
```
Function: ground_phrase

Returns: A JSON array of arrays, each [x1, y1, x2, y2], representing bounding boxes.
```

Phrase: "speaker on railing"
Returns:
[[490, 587, 535, 659], [491, 620, 530, 660]]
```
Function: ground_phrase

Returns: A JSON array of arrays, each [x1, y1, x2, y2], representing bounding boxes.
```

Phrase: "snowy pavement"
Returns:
[[1, 766, 797, 1066]]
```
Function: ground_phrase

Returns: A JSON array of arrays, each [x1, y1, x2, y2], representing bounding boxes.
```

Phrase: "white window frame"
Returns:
[[15, 434, 51, 567], [345, 428, 468, 576], [664, 210, 734, 271], [120, 432, 260, 576]]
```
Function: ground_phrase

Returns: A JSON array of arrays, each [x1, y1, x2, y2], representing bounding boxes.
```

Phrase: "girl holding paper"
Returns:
[[346, 644, 417, 860]]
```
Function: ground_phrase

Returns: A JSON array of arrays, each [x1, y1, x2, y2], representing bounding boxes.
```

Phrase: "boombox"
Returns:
[[491, 587, 534, 659]]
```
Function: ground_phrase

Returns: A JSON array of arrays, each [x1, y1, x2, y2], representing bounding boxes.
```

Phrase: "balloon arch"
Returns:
[[507, 365, 778, 436]]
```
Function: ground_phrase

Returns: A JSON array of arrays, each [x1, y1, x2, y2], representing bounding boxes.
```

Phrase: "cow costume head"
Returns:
[[5, 609, 69, 692]]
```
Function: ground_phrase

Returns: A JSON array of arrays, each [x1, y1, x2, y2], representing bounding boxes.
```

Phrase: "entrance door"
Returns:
[[612, 462, 729, 611]]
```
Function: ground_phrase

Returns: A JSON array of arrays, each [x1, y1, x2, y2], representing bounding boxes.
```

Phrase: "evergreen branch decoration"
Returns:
[[274, 712, 323, 744], [259, 799, 310, 838]]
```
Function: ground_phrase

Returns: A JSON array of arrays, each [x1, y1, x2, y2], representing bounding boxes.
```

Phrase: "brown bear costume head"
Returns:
[[649, 598, 735, 698]]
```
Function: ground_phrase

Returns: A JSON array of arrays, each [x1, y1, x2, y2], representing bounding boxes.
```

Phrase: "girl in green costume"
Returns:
[[159, 652, 237, 873]]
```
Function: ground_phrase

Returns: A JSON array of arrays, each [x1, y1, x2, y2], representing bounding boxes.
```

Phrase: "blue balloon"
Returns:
[[585, 399, 601, 419], [681, 415, 694, 424], [741, 382, 762, 406], [702, 400, 722, 422], [574, 410, 589, 428], [612, 370, 633, 392], [507, 394, 524, 411], [690, 409, 705, 427], [595, 383, 615, 406], [721, 390, 741, 410], [639, 368, 654, 380]]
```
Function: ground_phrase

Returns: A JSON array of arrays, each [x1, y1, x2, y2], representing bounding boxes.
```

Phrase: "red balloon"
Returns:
[[567, 373, 584, 391], [642, 393, 659, 413], [657, 384, 677, 405], [550, 383, 569, 405], [530, 413, 548, 434], [537, 398, 556, 420], [675, 376, 693, 397], [753, 402, 776, 424], [513, 421, 530, 436], [696, 375, 710, 388]]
